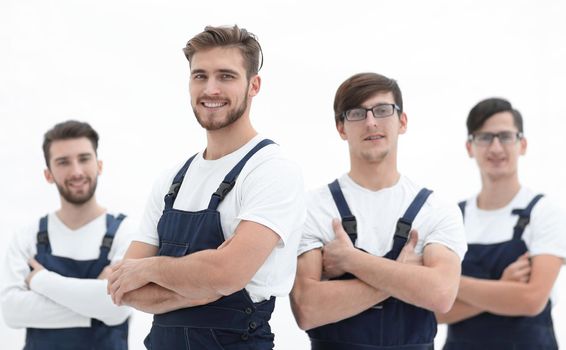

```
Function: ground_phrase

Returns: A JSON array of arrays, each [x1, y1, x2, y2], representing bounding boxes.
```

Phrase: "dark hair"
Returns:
[[183, 25, 262, 80], [333, 72, 403, 125], [43, 120, 99, 167], [467, 98, 524, 135]]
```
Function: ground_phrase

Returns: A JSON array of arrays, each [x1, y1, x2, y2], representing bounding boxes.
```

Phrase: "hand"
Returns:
[[396, 230, 423, 266], [25, 258, 45, 287], [500, 252, 531, 283], [322, 219, 356, 279], [107, 258, 153, 305], [97, 265, 114, 280]]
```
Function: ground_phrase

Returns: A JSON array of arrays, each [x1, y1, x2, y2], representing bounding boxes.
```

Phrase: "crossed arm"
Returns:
[[108, 220, 280, 314], [291, 219, 461, 330], [436, 253, 562, 324]]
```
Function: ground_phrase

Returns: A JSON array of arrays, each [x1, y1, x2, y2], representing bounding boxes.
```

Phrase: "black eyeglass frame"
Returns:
[[468, 131, 524, 145], [342, 103, 401, 122]]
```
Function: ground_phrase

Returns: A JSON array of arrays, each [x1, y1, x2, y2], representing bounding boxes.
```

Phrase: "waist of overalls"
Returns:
[[153, 293, 275, 331]]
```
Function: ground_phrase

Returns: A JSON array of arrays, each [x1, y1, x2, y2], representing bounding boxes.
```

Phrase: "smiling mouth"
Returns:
[[201, 101, 228, 108], [364, 135, 384, 141]]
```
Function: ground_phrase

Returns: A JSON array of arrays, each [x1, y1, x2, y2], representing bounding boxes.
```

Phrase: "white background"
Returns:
[[1, 0, 565, 348]]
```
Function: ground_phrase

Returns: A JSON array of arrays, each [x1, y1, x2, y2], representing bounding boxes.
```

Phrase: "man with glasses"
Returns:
[[437, 98, 566, 349], [291, 72, 467, 350]]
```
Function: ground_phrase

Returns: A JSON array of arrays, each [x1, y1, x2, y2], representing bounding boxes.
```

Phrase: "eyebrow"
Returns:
[[190, 68, 240, 76], [53, 153, 93, 162]]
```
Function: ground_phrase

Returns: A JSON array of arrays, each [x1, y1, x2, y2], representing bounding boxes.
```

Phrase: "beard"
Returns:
[[193, 93, 248, 131], [55, 176, 98, 205]]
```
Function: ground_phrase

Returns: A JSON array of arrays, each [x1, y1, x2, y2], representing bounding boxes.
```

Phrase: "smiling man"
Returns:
[[0, 120, 134, 349], [107, 25, 305, 350], [290, 72, 467, 350], [437, 98, 566, 350]]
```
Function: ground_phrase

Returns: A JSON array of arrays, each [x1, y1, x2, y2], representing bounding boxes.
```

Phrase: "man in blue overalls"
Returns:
[[437, 98, 566, 349], [1, 120, 134, 349], [290, 72, 467, 350], [107, 25, 306, 349]]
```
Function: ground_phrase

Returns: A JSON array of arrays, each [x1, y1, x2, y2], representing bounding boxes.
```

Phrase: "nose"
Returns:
[[203, 78, 221, 96], [69, 160, 85, 178], [364, 110, 378, 127], [488, 136, 505, 152]]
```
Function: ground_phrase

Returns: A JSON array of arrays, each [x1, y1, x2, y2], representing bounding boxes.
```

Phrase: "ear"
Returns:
[[44, 168, 54, 184], [466, 140, 474, 158], [248, 75, 261, 97], [97, 159, 103, 175], [519, 136, 527, 155], [398, 112, 408, 134], [336, 121, 347, 140]]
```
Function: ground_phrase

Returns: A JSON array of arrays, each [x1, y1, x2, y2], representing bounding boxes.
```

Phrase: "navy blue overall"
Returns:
[[25, 213, 129, 350], [444, 194, 558, 350], [144, 139, 277, 350], [307, 180, 436, 350]]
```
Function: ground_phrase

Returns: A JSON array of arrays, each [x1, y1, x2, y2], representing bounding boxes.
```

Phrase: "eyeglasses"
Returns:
[[343, 103, 400, 121], [468, 131, 523, 146]]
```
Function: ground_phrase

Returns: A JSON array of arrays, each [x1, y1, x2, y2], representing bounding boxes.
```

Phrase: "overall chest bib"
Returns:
[[145, 139, 276, 350], [307, 180, 436, 350], [25, 214, 128, 350], [444, 194, 558, 350]]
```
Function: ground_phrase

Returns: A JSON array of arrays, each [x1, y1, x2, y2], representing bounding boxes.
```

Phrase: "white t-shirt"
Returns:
[[0, 212, 135, 329], [135, 135, 306, 302], [461, 187, 566, 259], [299, 174, 467, 260]]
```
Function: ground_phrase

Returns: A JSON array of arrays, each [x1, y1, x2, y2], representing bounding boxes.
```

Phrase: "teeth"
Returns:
[[203, 102, 226, 108], [366, 136, 382, 140]]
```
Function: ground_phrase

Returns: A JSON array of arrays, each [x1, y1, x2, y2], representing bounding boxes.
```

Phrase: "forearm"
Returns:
[[31, 270, 131, 326], [122, 283, 220, 314], [435, 299, 483, 324], [1, 288, 89, 329], [291, 278, 389, 330], [147, 251, 238, 299], [345, 249, 459, 313], [458, 277, 548, 316]]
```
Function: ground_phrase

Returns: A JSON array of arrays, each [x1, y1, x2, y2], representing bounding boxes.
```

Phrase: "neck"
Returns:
[[348, 156, 400, 191], [56, 197, 106, 230], [204, 114, 257, 160], [477, 173, 521, 210]]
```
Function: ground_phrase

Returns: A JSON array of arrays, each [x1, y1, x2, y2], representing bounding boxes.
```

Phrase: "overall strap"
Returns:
[[163, 154, 198, 211], [99, 213, 127, 261], [328, 179, 357, 244], [457, 201, 466, 216], [36, 215, 51, 254], [207, 139, 276, 210], [386, 188, 433, 260], [511, 194, 544, 240]]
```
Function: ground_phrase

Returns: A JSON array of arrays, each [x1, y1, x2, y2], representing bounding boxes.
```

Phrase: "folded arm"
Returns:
[[109, 221, 280, 305], [290, 248, 389, 330], [335, 242, 461, 313], [457, 254, 561, 316]]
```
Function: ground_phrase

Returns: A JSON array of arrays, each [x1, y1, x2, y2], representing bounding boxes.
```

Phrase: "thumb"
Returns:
[[28, 258, 41, 270], [332, 218, 348, 240], [406, 230, 419, 249]]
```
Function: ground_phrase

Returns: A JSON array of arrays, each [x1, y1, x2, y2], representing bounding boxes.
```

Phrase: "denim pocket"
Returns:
[[158, 241, 189, 257]]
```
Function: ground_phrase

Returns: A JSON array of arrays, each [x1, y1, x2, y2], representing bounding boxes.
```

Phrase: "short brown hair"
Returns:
[[333, 72, 403, 125], [467, 98, 523, 135], [43, 120, 99, 167], [183, 25, 262, 80]]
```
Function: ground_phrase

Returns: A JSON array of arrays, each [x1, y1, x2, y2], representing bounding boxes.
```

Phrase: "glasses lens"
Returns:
[[498, 131, 516, 144], [345, 109, 366, 121], [474, 133, 494, 146], [372, 104, 394, 118]]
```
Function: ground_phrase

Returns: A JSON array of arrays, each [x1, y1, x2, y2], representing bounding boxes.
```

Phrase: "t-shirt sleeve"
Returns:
[[236, 157, 306, 247], [134, 171, 173, 247], [528, 197, 566, 261], [297, 191, 327, 256], [421, 198, 468, 261], [109, 216, 138, 264]]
